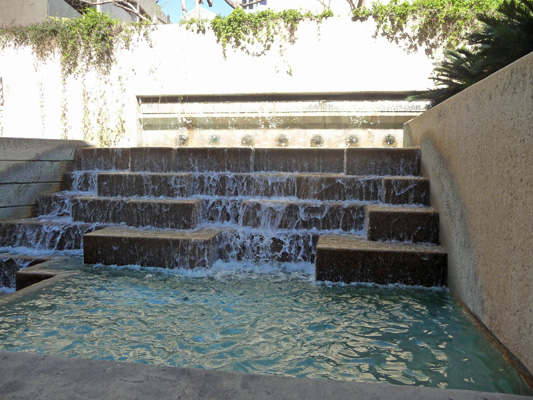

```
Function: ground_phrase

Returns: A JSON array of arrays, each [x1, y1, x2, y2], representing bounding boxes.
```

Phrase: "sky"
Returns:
[[158, 0, 234, 23]]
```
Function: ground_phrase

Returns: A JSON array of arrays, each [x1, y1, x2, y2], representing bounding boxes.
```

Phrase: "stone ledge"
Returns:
[[0, 350, 530, 400]]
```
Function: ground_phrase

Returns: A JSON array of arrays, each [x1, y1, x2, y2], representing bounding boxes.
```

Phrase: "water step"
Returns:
[[241, 199, 366, 232], [71, 196, 202, 229], [75, 148, 130, 171], [98, 172, 192, 198], [0, 253, 50, 289], [382, 177, 429, 205], [130, 147, 253, 173], [346, 148, 420, 176], [37, 192, 77, 217], [254, 149, 345, 173], [97, 172, 382, 202], [84, 226, 223, 269], [366, 205, 439, 244], [218, 229, 319, 263], [62, 171, 99, 192], [315, 235, 447, 287], [0, 219, 99, 251]]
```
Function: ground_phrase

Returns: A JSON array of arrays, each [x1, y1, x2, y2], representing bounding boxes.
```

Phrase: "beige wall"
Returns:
[[404, 52, 533, 376], [0, 0, 48, 26], [0, 138, 89, 220], [0, 19, 434, 145]]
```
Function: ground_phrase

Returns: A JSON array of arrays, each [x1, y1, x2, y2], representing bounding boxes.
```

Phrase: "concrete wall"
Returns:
[[404, 52, 533, 377], [0, 138, 89, 220], [0, 19, 434, 146]]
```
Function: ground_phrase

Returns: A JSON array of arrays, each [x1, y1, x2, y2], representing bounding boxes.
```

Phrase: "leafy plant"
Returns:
[[353, 0, 503, 55], [0, 8, 151, 75], [412, 0, 533, 106], [183, 7, 334, 57]]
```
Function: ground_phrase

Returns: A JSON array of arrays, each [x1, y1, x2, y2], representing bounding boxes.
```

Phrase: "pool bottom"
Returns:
[[0, 258, 530, 396]]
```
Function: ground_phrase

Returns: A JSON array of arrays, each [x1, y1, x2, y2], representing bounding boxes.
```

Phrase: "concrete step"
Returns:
[[315, 235, 447, 287], [71, 196, 202, 230], [37, 192, 77, 218], [241, 199, 366, 232], [62, 171, 99, 192], [382, 177, 430, 205], [75, 148, 130, 171], [366, 205, 440, 244], [97, 172, 381, 202], [0, 253, 50, 289], [83, 226, 223, 269], [129, 147, 253, 173], [253, 148, 345, 173], [346, 148, 420, 176], [97, 172, 192, 198], [218, 229, 319, 263], [0, 218, 99, 251]]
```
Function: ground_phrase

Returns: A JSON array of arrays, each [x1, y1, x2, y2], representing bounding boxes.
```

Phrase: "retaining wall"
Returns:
[[0, 138, 89, 220], [0, 19, 434, 145], [404, 52, 533, 377]]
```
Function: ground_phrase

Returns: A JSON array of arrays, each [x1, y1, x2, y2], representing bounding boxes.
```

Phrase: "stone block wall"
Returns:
[[0, 138, 89, 220]]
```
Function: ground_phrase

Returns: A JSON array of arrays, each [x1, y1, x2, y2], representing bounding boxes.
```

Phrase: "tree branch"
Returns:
[[74, 0, 151, 22]]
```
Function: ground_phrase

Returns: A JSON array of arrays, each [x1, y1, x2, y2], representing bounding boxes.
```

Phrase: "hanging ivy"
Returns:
[[0, 8, 152, 75], [183, 7, 334, 57], [352, 0, 503, 55]]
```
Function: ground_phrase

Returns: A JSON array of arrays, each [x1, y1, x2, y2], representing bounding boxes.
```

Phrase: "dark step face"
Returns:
[[129, 148, 253, 173], [241, 200, 366, 232], [98, 172, 192, 198], [0, 255, 48, 289], [75, 148, 130, 171], [217, 229, 319, 263], [366, 205, 440, 244], [96, 172, 382, 202], [253, 149, 345, 173], [315, 235, 447, 287], [346, 148, 421, 176], [37, 193, 75, 218], [0, 219, 99, 251], [62, 171, 99, 192], [382, 177, 429, 205], [72, 196, 202, 230], [83, 227, 222, 269]]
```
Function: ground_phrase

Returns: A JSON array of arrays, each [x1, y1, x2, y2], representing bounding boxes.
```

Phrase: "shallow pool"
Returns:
[[0, 258, 530, 395]]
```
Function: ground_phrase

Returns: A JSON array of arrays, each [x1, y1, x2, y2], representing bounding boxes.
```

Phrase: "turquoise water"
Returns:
[[0, 259, 530, 395]]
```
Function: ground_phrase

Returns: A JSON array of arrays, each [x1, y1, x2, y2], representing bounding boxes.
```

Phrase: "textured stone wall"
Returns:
[[0, 138, 89, 220], [404, 52, 533, 377]]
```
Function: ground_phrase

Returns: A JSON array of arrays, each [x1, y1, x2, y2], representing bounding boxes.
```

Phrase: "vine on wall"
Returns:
[[352, 0, 503, 55], [182, 8, 333, 59], [0, 9, 151, 146]]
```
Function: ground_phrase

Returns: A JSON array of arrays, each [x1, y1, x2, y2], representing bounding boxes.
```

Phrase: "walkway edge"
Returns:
[[0, 350, 530, 400]]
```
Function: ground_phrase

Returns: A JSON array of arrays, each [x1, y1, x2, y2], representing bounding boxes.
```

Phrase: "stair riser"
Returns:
[[315, 248, 447, 287], [366, 209, 440, 244], [382, 178, 430, 205], [241, 201, 365, 232], [37, 194, 74, 218], [218, 230, 318, 263], [98, 173, 192, 198], [75, 148, 130, 171], [72, 198, 201, 230], [0, 223, 96, 251], [76, 148, 421, 176], [346, 148, 420, 176], [62, 171, 99, 192], [84, 234, 219, 269]]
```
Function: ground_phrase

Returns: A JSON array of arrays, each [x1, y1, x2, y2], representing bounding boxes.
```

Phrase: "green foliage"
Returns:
[[412, 0, 533, 106], [353, 0, 503, 55], [0, 8, 151, 75], [183, 7, 333, 57]]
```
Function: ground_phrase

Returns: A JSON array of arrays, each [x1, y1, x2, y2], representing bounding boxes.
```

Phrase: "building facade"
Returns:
[[0, 0, 169, 26], [243, 0, 354, 16]]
